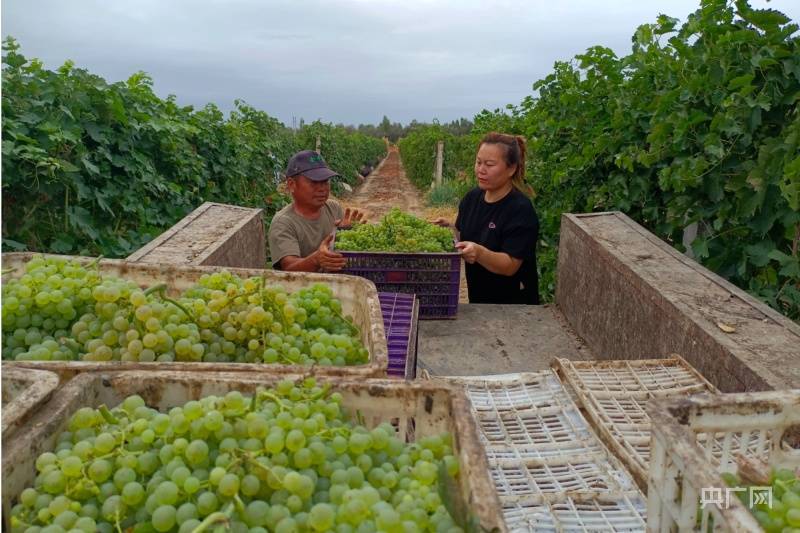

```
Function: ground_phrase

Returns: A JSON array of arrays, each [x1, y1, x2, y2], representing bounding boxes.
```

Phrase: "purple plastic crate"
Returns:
[[339, 251, 460, 319], [379, 292, 419, 379]]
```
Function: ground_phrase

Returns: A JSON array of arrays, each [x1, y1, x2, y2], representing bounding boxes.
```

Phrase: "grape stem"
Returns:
[[143, 283, 168, 296], [99, 404, 120, 424], [309, 383, 331, 400], [243, 453, 284, 489], [114, 509, 123, 533], [144, 283, 196, 321], [260, 289, 289, 328], [256, 390, 290, 412], [316, 427, 350, 438], [58, 337, 82, 353], [190, 502, 234, 533], [233, 494, 246, 515], [329, 307, 360, 337], [66, 477, 100, 498]]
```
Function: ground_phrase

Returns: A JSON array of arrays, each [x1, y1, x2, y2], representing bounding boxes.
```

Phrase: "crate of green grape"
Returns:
[[1, 253, 388, 379], [334, 209, 461, 319], [647, 389, 800, 532], [2, 371, 506, 532]]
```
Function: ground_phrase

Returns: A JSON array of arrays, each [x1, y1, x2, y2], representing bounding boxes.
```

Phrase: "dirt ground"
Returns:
[[339, 147, 468, 303]]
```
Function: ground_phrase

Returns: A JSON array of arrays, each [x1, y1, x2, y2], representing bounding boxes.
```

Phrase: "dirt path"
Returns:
[[344, 146, 425, 220], [341, 146, 469, 303]]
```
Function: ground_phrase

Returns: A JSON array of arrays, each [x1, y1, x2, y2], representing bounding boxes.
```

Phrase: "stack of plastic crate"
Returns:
[[337, 249, 461, 318], [647, 389, 800, 532], [553, 356, 717, 491], [379, 292, 419, 379], [449, 372, 648, 532]]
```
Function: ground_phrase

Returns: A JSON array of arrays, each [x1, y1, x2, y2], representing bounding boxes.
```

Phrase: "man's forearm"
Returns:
[[279, 253, 320, 272]]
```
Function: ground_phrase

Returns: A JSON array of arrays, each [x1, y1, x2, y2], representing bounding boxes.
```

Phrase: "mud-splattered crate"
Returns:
[[553, 356, 716, 492], [2, 252, 388, 379], [1, 371, 506, 532], [379, 292, 419, 379], [335, 248, 460, 319], [647, 390, 800, 532], [1, 365, 60, 439], [443, 372, 648, 532], [127, 202, 266, 269]]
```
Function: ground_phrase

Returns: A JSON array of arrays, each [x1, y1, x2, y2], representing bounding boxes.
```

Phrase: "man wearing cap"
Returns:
[[268, 150, 364, 272]]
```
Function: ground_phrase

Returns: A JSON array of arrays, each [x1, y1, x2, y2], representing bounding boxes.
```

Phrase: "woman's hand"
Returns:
[[455, 241, 484, 264], [431, 218, 452, 228]]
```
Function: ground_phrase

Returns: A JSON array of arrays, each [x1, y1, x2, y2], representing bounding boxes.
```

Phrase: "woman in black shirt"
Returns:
[[436, 132, 539, 304]]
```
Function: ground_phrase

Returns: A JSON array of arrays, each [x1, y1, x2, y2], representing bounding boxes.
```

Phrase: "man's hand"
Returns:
[[455, 241, 484, 264], [431, 217, 452, 228], [335, 207, 366, 229], [315, 233, 346, 272]]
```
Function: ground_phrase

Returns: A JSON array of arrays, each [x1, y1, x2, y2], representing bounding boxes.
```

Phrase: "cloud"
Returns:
[[3, 0, 799, 124]]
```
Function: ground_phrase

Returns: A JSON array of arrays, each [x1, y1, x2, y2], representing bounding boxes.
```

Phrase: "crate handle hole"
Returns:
[[780, 425, 800, 452]]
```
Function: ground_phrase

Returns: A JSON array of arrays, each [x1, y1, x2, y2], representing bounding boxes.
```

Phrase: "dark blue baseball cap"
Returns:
[[285, 150, 339, 181]]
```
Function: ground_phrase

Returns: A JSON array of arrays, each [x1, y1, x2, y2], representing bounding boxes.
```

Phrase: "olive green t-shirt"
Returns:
[[268, 200, 344, 268]]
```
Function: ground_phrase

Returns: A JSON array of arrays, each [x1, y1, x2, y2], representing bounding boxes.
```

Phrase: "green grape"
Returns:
[[335, 208, 454, 253], [12, 381, 464, 532], [154, 481, 179, 506], [60, 455, 83, 478], [176, 502, 199, 524], [286, 429, 306, 452], [265, 429, 286, 454], [185, 439, 209, 466], [218, 473, 240, 497], [196, 491, 219, 516], [151, 505, 176, 532], [121, 482, 145, 506]]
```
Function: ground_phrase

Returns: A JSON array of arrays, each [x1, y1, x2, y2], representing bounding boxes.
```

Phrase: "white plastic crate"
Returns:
[[647, 389, 800, 532], [2, 252, 388, 378], [2, 371, 506, 532], [445, 372, 648, 532], [554, 356, 716, 490]]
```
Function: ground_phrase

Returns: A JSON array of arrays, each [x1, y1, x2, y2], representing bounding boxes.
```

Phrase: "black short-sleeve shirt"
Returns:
[[455, 187, 540, 304]]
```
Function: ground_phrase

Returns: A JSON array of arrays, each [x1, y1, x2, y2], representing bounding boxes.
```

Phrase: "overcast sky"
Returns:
[[3, 1, 799, 126]]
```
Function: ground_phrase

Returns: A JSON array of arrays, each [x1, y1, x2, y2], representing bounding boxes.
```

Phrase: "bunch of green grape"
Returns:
[[3, 257, 368, 366], [335, 209, 454, 253], [179, 273, 368, 366], [2, 257, 103, 360], [9, 378, 464, 533], [721, 467, 800, 531]]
